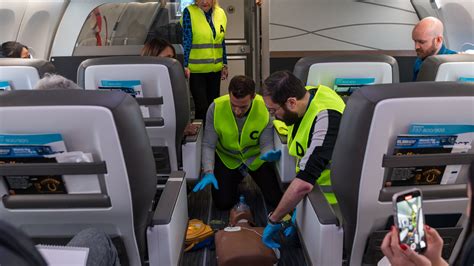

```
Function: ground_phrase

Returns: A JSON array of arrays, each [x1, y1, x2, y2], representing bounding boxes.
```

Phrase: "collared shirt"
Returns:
[[182, 7, 228, 68], [413, 44, 457, 80]]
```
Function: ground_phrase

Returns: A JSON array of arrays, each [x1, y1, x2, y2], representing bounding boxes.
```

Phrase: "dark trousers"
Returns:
[[189, 72, 221, 120], [212, 154, 283, 210]]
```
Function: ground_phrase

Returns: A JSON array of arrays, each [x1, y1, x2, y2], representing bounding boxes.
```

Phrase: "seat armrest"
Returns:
[[307, 184, 339, 226], [144, 117, 165, 127], [182, 120, 203, 143], [273, 130, 296, 183], [297, 183, 343, 265], [276, 131, 287, 144], [152, 171, 185, 225], [182, 120, 203, 180], [147, 171, 188, 266]]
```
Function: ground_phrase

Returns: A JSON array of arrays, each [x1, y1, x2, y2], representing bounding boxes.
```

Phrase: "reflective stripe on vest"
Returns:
[[188, 58, 223, 64], [192, 44, 223, 49], [186, 5, 227, 73], [214, 94, 269, 171], [287, 85, 345, 204], [319, 185, 333, 193]]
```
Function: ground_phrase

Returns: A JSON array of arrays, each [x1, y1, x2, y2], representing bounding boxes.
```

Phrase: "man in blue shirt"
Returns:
[[412, 17, 457, 80]]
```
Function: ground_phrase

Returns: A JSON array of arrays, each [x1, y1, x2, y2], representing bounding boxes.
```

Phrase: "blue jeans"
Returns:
[[67, 228, 120, 266]]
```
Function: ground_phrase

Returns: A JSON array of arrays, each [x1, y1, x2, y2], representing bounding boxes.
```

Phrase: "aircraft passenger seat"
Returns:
[[0, 58, 55, 90], [416, 54, 474, 82], [293, 54, 399, 87], [296, 81, 474, 265], [0, 90, 188, 266], [77, 56, 202, 180]]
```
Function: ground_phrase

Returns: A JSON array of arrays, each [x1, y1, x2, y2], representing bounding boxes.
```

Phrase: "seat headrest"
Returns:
[[416, 54, 474, 81], [0, 58, 55, 78], [77, 57, 187, 118], [0, 88, 129, 108], [293, 54, 400, 85]]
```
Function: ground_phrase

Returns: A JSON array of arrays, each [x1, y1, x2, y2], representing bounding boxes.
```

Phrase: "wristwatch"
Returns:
[[268, 212, 293, 228], [267, 212, 279, 225]]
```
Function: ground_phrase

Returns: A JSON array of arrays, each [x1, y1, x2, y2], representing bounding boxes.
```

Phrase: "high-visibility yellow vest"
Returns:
[[288, 85, 345, 204], [214, 94, 269, 171], [184, 4, 227, 73]]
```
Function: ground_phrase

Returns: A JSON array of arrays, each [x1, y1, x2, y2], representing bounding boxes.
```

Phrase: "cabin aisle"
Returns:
[[182, 176, 307, 266]]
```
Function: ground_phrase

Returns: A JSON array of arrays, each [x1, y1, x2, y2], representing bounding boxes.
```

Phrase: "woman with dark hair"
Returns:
[[381, 164, 474, 265], [141, 38, 176, 58], [1, 41, 30, 58]]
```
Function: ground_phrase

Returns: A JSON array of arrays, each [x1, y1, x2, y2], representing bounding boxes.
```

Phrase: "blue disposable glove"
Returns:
[[262, 222, 283, 249], [283, 209, 297, 237], [260, 149, 281, 162], [192, 173, 219, 192]]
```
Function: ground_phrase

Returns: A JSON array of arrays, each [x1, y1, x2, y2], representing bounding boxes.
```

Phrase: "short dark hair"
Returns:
[[228, 75, 256, 98], [1, 41, 27, 58], [262, 70, 306, 105], [141, 38, 176, 58]]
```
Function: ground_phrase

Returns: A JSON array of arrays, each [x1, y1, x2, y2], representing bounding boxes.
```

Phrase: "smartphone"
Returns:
[[392, 188, 427, 253]]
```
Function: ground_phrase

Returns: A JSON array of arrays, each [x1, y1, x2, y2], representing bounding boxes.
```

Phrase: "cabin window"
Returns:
[[75, 1, 186, 47]]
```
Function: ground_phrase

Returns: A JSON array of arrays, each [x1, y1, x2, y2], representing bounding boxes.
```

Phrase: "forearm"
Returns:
[[222, 39, 227, 65], [202, 146, 215, 173], [201, 104, 217, 173], [269, 178, 313, 222], [182, 9, 192, 67]]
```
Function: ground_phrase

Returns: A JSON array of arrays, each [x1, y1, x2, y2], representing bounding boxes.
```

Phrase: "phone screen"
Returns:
[[395, 191, 426, 252]]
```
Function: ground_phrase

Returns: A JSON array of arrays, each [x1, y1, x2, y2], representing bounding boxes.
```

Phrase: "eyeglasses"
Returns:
[[267, 105, 282, 115]]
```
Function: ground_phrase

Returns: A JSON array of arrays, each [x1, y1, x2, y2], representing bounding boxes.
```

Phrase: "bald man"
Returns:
[[412, 17, 457, 80]]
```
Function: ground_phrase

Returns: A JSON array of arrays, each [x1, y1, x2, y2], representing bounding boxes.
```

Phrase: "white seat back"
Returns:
[[0, 90, 158, 265], [331, 81, 474, 265], [293, 54, 399, 87], [77, 56, 189, 173], [0, 58, 55, 90], [416, 54, 474, 81]]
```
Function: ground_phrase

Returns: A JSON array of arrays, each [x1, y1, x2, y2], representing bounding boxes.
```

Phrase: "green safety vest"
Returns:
[[184, 5, 227, 73], [214, 94, 269, 171], [288, 85, 345, 204]]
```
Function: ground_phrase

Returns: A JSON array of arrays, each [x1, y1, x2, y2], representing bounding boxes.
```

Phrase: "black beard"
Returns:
[[280, 106, 300, 126]]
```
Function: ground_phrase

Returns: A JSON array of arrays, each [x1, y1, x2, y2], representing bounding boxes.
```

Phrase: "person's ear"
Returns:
[[286, 97, 297, 110], [251, 93, 256, 100], [436, 36, 443, 46]]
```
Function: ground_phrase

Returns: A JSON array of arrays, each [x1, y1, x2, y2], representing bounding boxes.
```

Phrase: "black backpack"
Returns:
[[0, 220, 47, 266]]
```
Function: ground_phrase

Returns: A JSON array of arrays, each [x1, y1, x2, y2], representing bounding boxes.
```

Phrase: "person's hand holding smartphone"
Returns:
[[382, 189, 448, 266], [393, 188, 427, 253]]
